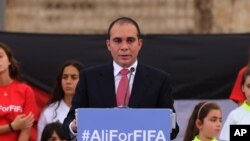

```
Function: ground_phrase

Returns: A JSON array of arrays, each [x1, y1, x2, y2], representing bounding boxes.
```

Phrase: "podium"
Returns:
[[76, 108, 174, 141]]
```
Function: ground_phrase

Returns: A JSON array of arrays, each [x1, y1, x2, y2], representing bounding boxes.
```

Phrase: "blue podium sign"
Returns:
[[76, 108, 171, 141]]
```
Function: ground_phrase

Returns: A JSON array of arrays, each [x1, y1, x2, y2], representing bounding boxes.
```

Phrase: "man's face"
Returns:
[[106, 23, 142, 68]]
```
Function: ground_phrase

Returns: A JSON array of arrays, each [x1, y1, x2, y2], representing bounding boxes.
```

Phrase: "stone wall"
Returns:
[[3, 0, 250, 34]]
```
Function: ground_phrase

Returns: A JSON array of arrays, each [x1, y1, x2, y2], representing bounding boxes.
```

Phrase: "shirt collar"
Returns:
[[242, 100, 250, 111], [193, 135, 217, 141], [113, 60, 137, 76]]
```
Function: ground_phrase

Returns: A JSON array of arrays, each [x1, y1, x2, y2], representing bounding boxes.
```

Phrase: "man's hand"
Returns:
[[71, 119, 77, 132]]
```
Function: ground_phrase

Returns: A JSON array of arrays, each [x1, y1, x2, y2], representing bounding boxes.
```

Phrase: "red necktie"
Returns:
[[116, 69, 130, 106]]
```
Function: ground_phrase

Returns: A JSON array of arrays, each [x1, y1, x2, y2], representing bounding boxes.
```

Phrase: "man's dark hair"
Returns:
[[107, 17, 141, 39]]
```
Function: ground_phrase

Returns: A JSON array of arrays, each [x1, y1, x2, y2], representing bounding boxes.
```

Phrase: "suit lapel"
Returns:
[[129, 64, 150, 107], [98, 63, 117, 107]]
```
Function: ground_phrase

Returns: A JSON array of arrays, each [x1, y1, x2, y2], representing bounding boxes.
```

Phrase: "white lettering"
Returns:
[[148, 130, 156, 141], [234, 129, 241, 136], [155, 130, 166, 141], [134, 130, 142, 140], [127, 132, 133, 141], [118, 132, 127, 141], [109, 130, 118, 141], [86, 129, 167, 141], [241, 129, 247, 136], [90, 130, 101, 141], [0, 105, 23, 112], [234, 129, 247, 136]]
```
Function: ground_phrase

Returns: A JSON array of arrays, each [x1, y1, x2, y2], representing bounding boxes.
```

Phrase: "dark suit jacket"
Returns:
[[63, 62, 179, 139]]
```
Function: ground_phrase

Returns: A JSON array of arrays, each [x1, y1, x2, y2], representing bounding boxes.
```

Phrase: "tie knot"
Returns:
[[120, 69, 130, 75]]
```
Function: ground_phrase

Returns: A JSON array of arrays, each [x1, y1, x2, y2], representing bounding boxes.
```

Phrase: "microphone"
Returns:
[[120, 67, 135, 108]]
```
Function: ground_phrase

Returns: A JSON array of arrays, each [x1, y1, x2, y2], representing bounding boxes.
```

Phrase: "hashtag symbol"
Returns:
[[82, 130, 90, 141]]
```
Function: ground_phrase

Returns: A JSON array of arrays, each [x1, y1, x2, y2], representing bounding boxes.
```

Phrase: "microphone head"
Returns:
[[130, 67, 135, 72]]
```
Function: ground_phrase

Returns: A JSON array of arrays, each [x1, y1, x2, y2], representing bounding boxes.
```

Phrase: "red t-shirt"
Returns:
[[0, 80, 38, 141], [230, 66, 247, 104]]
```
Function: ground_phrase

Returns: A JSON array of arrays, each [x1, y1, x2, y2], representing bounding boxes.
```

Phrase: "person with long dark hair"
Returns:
[[184, 102, 222, 141], [37, 60, 83, 141], [0, 42, 37, 141]]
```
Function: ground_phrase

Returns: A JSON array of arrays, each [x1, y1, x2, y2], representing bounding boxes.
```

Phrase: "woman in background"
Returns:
[[0, 42, 37, 141], [37, 60, 83, 141]]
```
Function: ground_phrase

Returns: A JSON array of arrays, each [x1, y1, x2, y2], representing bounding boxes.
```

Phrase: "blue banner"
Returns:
[[77, 108, 171, 141]]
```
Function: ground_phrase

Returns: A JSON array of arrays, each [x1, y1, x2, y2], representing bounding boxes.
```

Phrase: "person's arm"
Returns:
[[18, 128, 31, 141], [0, 113, 34, 134], [69, 119, 77, 133], [63, 107, 77, 139], [20, 85, 38, 140], [12, 113, 34, 130], [0, 124, 12, 134], [68, 119, 77, 139]]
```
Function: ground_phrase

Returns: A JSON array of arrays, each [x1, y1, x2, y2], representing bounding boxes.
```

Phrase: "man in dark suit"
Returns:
[[63, 17, 179, 140]]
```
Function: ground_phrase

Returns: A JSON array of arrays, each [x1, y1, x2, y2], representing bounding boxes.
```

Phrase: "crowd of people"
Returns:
[[0, 17, 249, 141]]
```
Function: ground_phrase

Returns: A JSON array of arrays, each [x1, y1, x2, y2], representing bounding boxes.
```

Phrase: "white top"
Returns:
[[37, 99, 70, 141], [219, 101, 250, 141]]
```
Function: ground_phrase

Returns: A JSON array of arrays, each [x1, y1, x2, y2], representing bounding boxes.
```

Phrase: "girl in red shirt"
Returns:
[[0, 42, 38, 141]]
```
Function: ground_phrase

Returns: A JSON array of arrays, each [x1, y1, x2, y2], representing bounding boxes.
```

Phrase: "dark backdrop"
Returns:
[[0, 32, 249, 99]]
